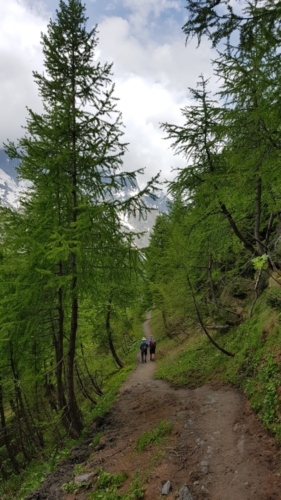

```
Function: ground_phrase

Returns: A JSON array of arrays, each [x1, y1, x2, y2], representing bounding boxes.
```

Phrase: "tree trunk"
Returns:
[[106, 294, 124, 368], [254, 175, 264, 255], [207, 253, 217, 305], [65, 52, 83, 435], [219, 202, 256, 254], [81, 343, 103, 396], [56, 264, 67, 414], [9, 344, 34, 457], [0, 379, 20, 474], [75, 363, 96, 405]]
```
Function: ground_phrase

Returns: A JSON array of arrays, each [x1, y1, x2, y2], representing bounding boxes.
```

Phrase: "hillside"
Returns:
[[20, 314, 281, 500]]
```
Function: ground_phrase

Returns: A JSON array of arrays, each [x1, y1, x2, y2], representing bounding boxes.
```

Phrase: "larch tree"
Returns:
[[5, 0, 158, 436]]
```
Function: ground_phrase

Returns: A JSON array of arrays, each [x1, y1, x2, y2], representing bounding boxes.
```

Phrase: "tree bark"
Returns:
[[81, 343, 103, 396], [106, 294, 124, 368], [219, 202, 256, 254], [56, 264, 67, 414], [0, 379, 20, 474], [254, 175, 264, 255]]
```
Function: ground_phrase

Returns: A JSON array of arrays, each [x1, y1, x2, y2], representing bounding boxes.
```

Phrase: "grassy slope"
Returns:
[[150, 289, 281, 440], [1, 341, 139, 500]]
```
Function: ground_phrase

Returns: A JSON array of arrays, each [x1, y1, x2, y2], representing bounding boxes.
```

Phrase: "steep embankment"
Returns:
[[24, 316, 281, 500]]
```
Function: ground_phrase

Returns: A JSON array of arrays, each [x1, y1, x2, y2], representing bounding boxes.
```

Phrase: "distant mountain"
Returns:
[[0, 150, 29, 209], [0, 149, 19, 178], [0, 150, 167, 246]]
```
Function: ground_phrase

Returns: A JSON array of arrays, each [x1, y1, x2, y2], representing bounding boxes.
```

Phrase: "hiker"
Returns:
[[140, 337, 148, 363], [149, 335, 157, 361]]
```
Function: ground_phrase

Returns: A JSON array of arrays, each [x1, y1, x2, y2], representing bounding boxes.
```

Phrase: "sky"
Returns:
[[0, 0, 215, 188]]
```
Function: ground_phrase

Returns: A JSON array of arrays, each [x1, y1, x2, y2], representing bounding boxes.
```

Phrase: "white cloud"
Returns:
[[122, 0, 181, 37], [114, 76, 187, 185], [0, 0, 215, 189], [97, 15, 214, 185], [98, 16, 213, 91], [0, 0, 47, 144]]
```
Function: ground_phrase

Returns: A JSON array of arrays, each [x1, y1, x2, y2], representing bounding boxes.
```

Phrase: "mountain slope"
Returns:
[[0, 150, 167, 245]]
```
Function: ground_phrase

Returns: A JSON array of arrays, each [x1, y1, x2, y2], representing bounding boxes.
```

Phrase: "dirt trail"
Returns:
[[26, 317, 281, 500]]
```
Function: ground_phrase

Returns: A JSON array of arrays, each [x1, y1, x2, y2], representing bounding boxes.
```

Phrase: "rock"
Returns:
[[175, 484, 194, 500], [161, 480, 171, 495], [200, 460, 209, 474], [74, 472, 93, 485]]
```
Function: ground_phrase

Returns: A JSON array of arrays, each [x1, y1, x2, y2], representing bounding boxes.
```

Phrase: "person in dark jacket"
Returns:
[[140, 337, 148, 363]]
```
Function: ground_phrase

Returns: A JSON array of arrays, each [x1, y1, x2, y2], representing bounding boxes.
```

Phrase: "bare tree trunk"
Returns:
[[9, 344, 34, 457], [0, 379, 20, 474], [75, 363, 96, 405], [207, 253, 217, 305], [219, 202, 256, 254], [32, 342, 45, 449], [67, 280, 83, 435], [249, 269, 263, 318], [56, 264, 68, 415], [254, 175, 264, 255], [49, 266, 70, 431], [106, 294, 124, 368]]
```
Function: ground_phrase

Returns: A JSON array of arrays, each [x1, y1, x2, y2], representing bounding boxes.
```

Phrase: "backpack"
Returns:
[[140, 341, 147, 351], [150, 339, 156, 347]]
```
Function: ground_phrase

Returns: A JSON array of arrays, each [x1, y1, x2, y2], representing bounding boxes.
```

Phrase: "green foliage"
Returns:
[[87, 470, 144, 500], [125, 472, 145, 499], [87, 469, 128, 500], [96, 470, 128, 489], [88, 366, 133, 421], [266, 289, 281, 309], [74, 464, 88, 476], [252, 255, 268, 271], [182, 0, 281, 48], [245, 354, 280, 428], [136, 420, 173, 452], [91, 432, 103, 448], [0, 359, 134, 499], [61, 481, 83, 494]]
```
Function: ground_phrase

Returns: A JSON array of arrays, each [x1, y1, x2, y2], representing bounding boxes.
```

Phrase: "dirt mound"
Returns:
[[25, 318, 281, 500]]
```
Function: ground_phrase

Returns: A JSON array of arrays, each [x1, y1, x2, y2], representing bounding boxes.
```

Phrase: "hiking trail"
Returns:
[[25, 316, 281, 500]]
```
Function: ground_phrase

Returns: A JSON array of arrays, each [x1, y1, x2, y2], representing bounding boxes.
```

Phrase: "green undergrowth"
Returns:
[[87, 469, 145, 500], [151, 293, 281, 440], [136, 419, 173, 452], [1, 346, 138, 500]]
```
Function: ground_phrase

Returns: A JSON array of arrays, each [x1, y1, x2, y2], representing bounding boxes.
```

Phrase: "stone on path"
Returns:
[[175, 484, 194, 500], [74, 472, 93, 485], [161, 480, 171, 495]]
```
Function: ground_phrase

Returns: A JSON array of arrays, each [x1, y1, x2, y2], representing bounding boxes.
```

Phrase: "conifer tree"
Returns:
[[5, 0, 158, 435]]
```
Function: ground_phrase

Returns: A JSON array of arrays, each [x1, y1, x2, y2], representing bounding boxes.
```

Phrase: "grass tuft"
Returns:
[[136, 420, 173, 452]]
